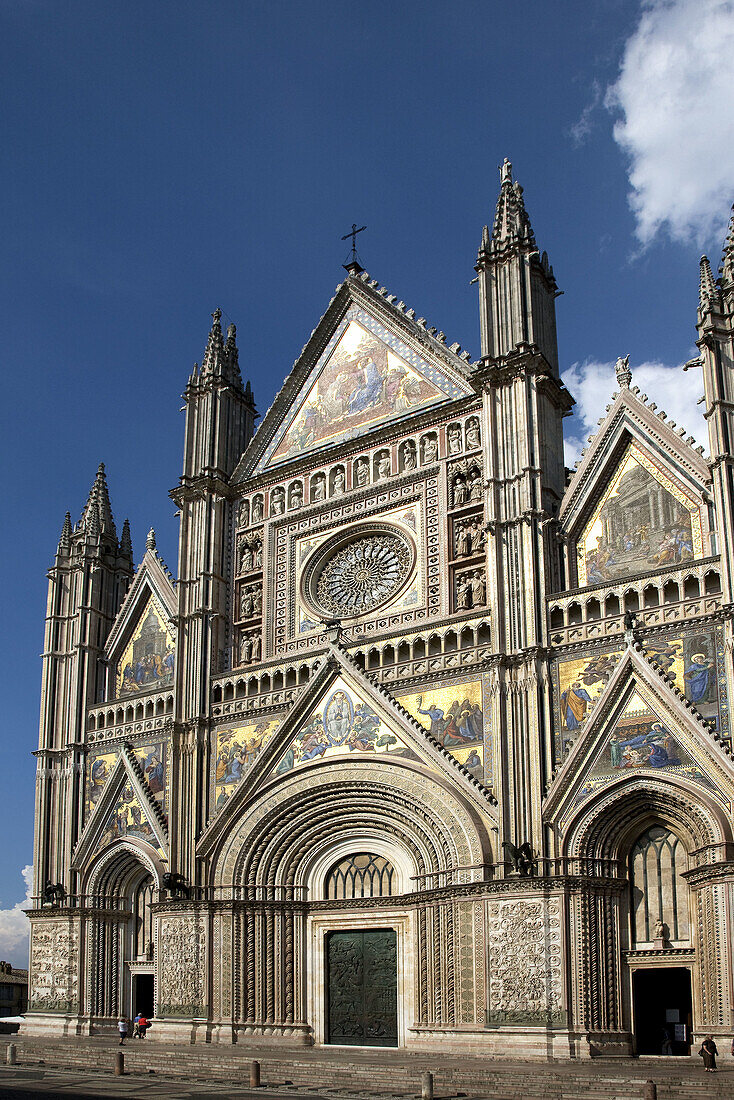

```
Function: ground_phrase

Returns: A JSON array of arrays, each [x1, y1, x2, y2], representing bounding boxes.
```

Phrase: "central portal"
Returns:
[[326, 929, 398, 1047]]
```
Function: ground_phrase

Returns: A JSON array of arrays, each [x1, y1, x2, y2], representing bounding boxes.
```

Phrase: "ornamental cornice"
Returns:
[[682, 860, 734, 888]]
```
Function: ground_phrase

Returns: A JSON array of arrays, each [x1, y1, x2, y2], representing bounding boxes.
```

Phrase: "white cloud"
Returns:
[[562, 358, 707, 466], [607, 0, 734, 248], [0, 866, 33, 970]]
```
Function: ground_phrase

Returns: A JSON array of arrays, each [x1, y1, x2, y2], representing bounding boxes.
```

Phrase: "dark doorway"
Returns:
[[632, 967, 692, 1055], [326, 929, 397, 1047], [132, 974, 154, 1018]]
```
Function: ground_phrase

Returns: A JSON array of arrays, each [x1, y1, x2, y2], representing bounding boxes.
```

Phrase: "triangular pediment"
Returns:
[[545, 643, 734, 833], [199, 644, 495, 856], [235, 276, 475, 480], [105, 550, 177, 700], [560, 386, 711, 589], [73, 745, 169, 869]]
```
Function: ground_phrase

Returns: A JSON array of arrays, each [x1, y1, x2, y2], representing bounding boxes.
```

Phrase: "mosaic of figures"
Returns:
[[86, 741, 168, 817], [266, 311, 469, 466], [116, 595, 175, 698], [213, 718, 282, 812], [553, 626, 726, 759], [397, 677, 490, 785], [98, 782, 165, 858], [559, 693, 727, 831], [270, 679, 420, 778], [578, 445, 703, 587]]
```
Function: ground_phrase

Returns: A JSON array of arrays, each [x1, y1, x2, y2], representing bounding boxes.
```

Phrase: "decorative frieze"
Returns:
[[486, 897, 564, 1026]]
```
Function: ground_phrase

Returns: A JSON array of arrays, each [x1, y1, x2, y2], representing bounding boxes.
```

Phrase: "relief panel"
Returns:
[[157, 913, 207, 1018], [30, 919, 80, 1014], [486, 897, 565, 1026]]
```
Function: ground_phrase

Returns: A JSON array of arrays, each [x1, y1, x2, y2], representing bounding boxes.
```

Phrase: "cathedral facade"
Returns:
[[26, 164, 734, 1058]]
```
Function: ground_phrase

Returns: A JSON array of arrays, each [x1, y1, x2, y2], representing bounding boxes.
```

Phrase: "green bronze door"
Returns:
[[326, 929, 398, 1046]]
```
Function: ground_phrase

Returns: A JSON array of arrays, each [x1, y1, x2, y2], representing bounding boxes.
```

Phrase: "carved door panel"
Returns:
[[326, 929, 398, 1046]]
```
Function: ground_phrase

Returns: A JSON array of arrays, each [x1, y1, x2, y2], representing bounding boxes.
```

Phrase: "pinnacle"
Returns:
[[478, 157, 537, 262], [199, 308, 244, 389], [721, 204, 734, 288], [146, 527, 157, 552], [79, 462, 117, 539], [200, 307, 225, 378], [699, 255, 720, 312], [57, 511, 72, 552], [119, 518, 133, 559]]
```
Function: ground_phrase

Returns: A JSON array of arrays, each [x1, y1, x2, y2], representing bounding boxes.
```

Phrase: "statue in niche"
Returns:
[[355, 458, 370, 486], [251, 496, 263, 523], [238, 538, 253, 573], [238, 500, 249, 528], [465, 417, 481, 450], [240, 633, 253, 664], [271, 488, 285, 515], [332, 468, 345, 495], [253, 588, 262, 615], [422, 435, 438, 464], [456, 522, 471, 557], [289, 482, 303, 510], [253, 539, 262, 569], [469, 518, 486, 550], [456, 576, 471, 610], [469, 470, 483, 501], [252, 634, 262, 661], [240, 587, 254, 620], [447, 425, 462, 455], [452, 474, 467, 507], [471, 570, 486, 605], [311, 475, 326, 502], [401, 440, 417, 471], [376, 451, 391, 479]]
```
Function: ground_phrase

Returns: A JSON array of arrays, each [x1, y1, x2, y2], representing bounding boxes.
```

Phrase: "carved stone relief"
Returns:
[[486, 897, 564, 1025], [157, 913, 207, 1018], [30, 919, 80, 1014]]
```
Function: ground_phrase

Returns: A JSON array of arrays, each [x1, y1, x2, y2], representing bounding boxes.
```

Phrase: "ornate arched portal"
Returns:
[[563, 776, 733, 1055], [82, 841, 164, 1022], [205, 759, 492, 1046]]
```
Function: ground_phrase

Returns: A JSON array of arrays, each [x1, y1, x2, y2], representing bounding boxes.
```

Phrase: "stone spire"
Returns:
[[480, 158, 537, 256], [223, 322, 244, 388], [119, 518, 133, 560], [699, 255, 720, 313], [720, 204, 734, 291], [475, 158, 559, 372], [57, 512, 72, 553], [79, 463, 117, 539], [200, 309, 226, 380], [615, 354, 632, 389]]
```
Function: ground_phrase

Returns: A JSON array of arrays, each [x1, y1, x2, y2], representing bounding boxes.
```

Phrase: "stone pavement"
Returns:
[[2, 1037, 734, 1100]]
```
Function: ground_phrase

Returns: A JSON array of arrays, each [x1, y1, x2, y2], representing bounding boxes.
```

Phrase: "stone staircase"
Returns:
[[2, 1037, 732, 1099]]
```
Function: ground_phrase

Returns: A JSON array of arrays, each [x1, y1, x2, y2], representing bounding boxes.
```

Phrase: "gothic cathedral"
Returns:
[[27, 164, 734, 1058]]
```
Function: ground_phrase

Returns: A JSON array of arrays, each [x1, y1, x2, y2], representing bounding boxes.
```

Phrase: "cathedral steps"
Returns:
[[3, 1038, 732, 1099]]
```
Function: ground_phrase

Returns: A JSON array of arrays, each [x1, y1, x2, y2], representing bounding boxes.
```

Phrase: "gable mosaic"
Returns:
[[258, 307, 471, 470], [553, 625, 727, 760], [559, 692, 729, 832], [578, 444, 703, 587], [86, 740, 168, 818], [116, 593, 175, 698], [270, 678, 420, 779], [212, 718, 282, 812]]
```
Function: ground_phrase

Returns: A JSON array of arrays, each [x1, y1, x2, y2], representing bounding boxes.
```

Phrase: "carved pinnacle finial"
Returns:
[[699, 255, 719, 311], [721, 204, 734, 288], [615, 354, 632, 389], [57, 511, 73, 552], [500, 157, 512, 184], [146, 527, 156, 552], [211, 308, 221, 325]]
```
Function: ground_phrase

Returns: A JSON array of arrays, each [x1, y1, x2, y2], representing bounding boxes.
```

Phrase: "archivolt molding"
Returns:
[[564, 776, 729, 862], [83, 837, 166, 896], [214, 760, 489, 891]]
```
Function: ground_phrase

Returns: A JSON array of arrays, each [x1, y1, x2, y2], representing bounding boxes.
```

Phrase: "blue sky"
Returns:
[[1, 0, 733, 965]]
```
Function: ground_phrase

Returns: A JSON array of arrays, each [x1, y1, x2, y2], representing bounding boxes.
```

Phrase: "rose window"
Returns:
[[303, 525, 415, 619]]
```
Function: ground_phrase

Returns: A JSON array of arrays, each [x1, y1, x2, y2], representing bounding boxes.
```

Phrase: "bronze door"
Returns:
[[326, 929, 398, 1046]]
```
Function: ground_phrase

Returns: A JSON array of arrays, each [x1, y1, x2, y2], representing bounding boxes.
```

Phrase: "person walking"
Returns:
[[137, 1013, 149, 1039], [700, 1035, 718, 1071], [133, 1012, 142, 1038], [117, 1016, 128, 1045]]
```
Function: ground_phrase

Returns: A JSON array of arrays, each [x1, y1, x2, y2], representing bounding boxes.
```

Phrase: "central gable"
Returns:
[[255, 304, 473, 473]]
